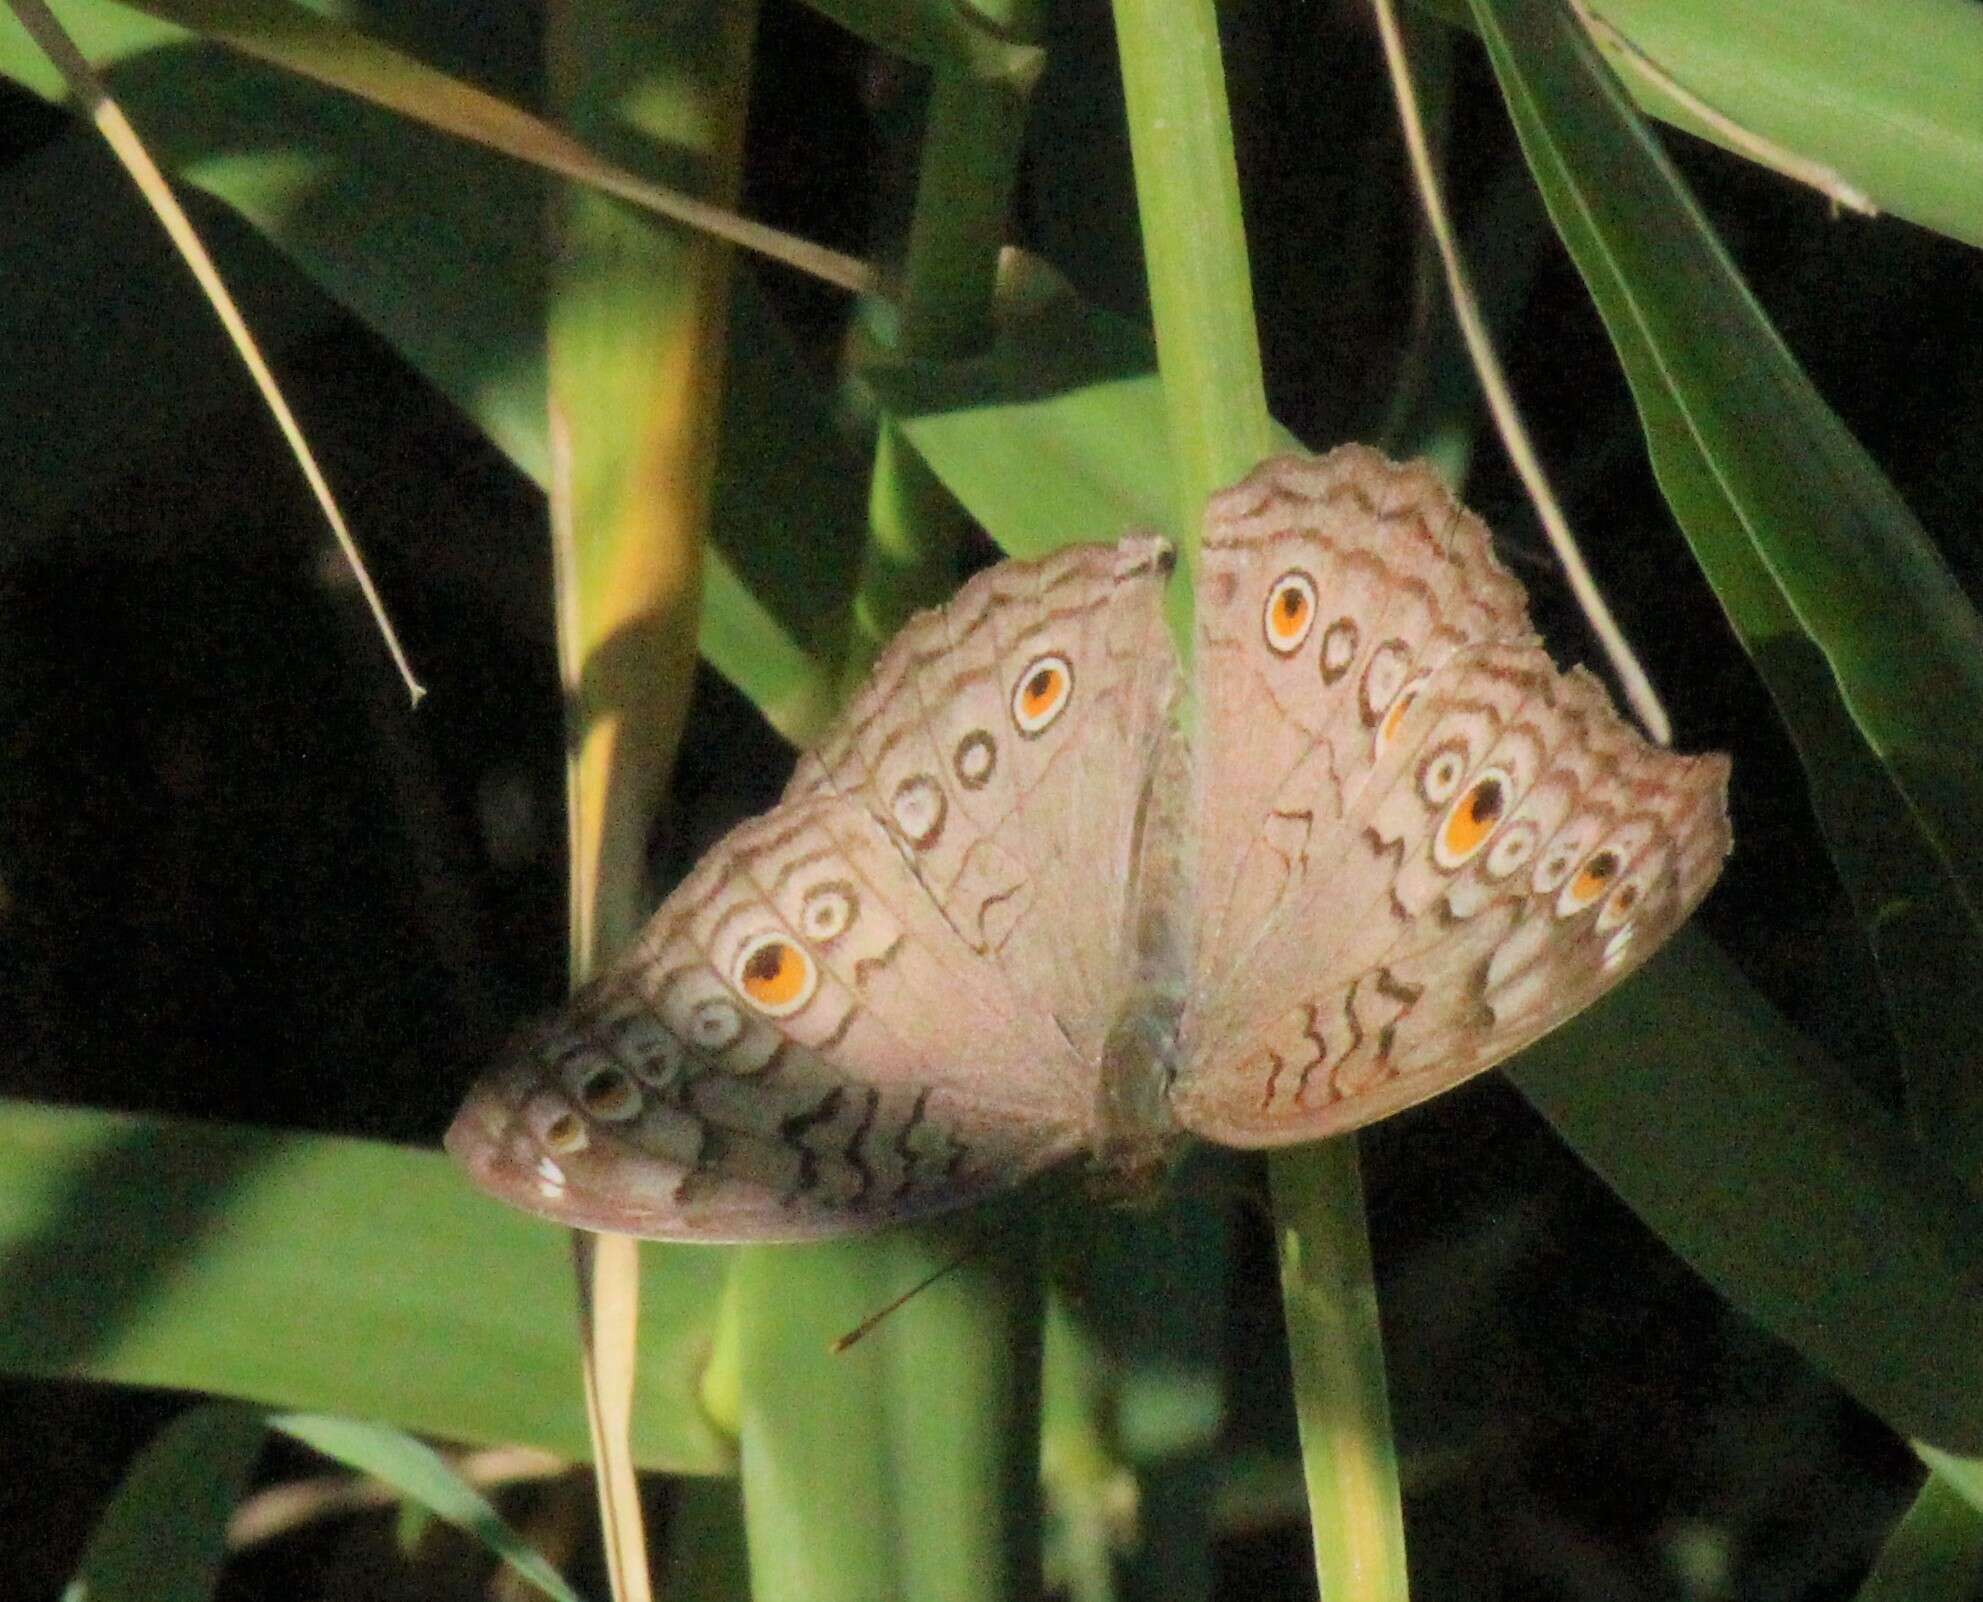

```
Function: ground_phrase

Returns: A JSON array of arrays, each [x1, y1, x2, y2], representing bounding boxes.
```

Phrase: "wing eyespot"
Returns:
[[890, 774, 947, 850], [1482, 817, 1540, 880], [1319, 617, 1359, 683], [952, 730, 997, 791], [1556, 847, 1623, 917], [1434, 767, 1511, 869], [1361, 640, 1411, 728], [688, 996, 744, 1050], [1263, 571, 1318, 655], [734, 932, 819, 1018], [1011, 653, 1074, 736], [799, 880, 859, 945], [1416, 737, 1472, 809], [536, 1105, 589, 1157], [1532, 819, 1601, 895], [575, 1064, 643, 1122]]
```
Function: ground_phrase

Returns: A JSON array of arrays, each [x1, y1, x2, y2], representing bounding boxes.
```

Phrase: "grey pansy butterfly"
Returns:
[[447, 447, 1730, 1240]]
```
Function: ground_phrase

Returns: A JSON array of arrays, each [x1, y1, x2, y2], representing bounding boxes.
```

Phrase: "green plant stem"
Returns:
[[1270, 1145, 1409, 1601], [1111, 0, 1406, 1593], [1111, 0, 1268, 605]]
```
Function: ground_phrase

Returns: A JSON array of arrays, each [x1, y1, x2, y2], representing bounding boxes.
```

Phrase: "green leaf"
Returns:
[[62, 1403, 265, 1602], [1412, 0, 1983, 249], [1469, 0, 1983, 1176], [0, 1100, 733, 1473], [866, 256, 1306, 562], [1511, 932, 1983, 1453], [271, 1413, 589, 1602], [1853, 1465, 1983, 1602]]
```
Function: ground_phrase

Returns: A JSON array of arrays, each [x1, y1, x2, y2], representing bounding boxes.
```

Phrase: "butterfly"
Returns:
[[447, 447, 1730, 1241]]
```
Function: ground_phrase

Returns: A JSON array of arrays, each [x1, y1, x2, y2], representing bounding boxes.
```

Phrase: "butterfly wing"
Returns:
[[448, 537, 1179, 1240], [1173, 448, 1730, 1147]]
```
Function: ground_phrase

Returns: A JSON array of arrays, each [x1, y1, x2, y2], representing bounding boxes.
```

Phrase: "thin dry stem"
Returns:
[[1370, 0, 1673, 746], [6, 0, 426, 704]]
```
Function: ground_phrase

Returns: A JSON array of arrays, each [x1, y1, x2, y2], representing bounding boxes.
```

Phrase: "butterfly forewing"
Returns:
[[1174, 452, 1730, 1147]]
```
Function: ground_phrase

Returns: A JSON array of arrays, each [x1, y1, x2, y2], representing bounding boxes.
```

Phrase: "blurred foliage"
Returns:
[[3, 0, 1982, 1598]]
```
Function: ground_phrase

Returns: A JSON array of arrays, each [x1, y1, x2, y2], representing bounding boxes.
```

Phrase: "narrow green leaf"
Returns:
[[1919, 1447, 1983, 1520], [1511, 932, 1983, 1452], [1853, 1467, 1983, 1602], [1269, 1145, 1408, 1602], [1470, 0, 1983, 1175], [0, 1100, 733, 1473], [271, 1413, 588, 1602], [1409, 0, 1983, 249], [62, 1403, 264, 1602]]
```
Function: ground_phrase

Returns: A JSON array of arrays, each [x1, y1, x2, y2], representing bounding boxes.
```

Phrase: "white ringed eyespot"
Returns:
[[734, 931, 819, 1018], [1012, 653, 1074, 736], [1263, 571, 1318, 655]]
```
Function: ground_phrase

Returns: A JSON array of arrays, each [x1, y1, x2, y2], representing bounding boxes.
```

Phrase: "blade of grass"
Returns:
[[73, 0, 875, 293], [544, 3, 757, 1598], [1375, 0, 1671, 744], [1270, 1143, 1409, 1601], [61, 1403, 265, 1602], [271, 1413, 589, 1602], [0, 1101, 734, 1473], [5, 0, 421, 701]]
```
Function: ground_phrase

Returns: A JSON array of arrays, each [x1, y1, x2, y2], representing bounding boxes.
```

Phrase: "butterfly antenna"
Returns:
[[829, 1243, 984, 1355]]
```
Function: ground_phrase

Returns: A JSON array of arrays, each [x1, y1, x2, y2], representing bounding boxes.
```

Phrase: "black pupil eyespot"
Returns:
[[1030, 670, 1053, 699], [1282, 590, 1302, 616], [1471, 781, 1503, 823], [747, 945, 785, 982], [1588, 856, 1616, 882]]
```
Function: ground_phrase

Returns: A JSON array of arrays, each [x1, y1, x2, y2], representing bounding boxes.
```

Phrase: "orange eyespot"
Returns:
[[1558, 848, 1622, 914], [1377, 686, 1419, 754], [735, 933, 818, 1017], [1012, 653, 1074, 735], [1436, 769, 1509, 868], [1263, 571, 1318, 654]]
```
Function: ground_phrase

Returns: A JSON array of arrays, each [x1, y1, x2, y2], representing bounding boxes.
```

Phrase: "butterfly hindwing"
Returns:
[[448, 538, 1178, 1240]]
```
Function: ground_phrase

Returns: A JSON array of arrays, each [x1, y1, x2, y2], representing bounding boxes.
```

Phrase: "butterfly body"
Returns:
[[448, 448, 1730, 1242]]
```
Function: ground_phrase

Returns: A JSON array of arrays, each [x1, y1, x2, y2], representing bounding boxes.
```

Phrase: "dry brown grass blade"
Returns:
[[116, 0, 877, 297], [573, 1231, 650, 1602], [6, 0, 424, 703], [544, 2, 758, 1596]]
